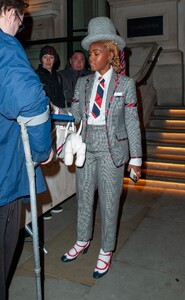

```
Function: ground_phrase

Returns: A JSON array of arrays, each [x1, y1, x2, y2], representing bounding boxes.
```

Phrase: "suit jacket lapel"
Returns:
[[85, 75, 95, 114], [106, 71, 118, 109]]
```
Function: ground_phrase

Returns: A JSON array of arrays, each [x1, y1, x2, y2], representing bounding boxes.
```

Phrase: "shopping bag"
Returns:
[[51, 105, 76, 159], [55, 121, 76, 159]]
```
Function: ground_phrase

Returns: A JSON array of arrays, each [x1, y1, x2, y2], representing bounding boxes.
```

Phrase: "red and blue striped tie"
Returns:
[[92, 77, 105, 118]]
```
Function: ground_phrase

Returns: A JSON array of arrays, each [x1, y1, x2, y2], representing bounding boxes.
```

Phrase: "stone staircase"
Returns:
[[124, 106, 185, 191]]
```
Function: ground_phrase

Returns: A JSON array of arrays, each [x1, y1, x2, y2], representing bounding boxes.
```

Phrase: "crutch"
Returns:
[[17, 106, 50, 300], [25, 224, 48, 255]]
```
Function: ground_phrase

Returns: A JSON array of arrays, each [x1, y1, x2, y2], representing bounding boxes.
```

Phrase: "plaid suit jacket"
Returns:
[[71, 71, 142, 167]]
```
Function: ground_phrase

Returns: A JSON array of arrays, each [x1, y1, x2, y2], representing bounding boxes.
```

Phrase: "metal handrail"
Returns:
[[133, 44, 163, 87]]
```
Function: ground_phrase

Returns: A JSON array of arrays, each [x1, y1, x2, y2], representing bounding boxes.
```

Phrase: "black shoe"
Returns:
[[51, 206, 63, 213], [43, 212, 52, 220]]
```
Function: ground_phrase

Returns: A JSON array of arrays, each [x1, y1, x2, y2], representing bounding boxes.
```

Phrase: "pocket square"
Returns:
[[114, 92, 123, 96]]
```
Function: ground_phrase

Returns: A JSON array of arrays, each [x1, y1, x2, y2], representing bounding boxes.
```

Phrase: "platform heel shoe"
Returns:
[[61, 241, 90, 262], [93, 249, 112, 279]]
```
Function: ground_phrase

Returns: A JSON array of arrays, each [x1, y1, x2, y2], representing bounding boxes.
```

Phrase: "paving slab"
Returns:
[[116, 217, 185, 276], [82, 261, 185, 300], [148, 192, 185, 222], [9, 276, 89, 300]]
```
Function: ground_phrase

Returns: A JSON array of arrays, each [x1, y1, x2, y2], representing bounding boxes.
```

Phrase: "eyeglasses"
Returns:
[[15, 12, 25, 33]]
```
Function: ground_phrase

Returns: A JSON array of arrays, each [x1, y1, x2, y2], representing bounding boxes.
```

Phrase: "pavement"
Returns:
[[8, 183, 185, 300]]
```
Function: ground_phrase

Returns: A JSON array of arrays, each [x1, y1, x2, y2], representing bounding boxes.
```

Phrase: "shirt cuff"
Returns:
[[129, 158, 142, 166]]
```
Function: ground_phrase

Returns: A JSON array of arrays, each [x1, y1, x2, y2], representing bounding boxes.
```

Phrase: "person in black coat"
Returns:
[[36, 45, 64, 218], [36, 45, 65, 109]]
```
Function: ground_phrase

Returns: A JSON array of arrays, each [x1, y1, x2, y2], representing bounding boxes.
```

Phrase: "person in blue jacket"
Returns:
[[0, 1, 53, 299]]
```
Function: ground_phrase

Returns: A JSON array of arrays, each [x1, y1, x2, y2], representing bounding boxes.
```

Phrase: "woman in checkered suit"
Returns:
[[61, 17, 142, 279]]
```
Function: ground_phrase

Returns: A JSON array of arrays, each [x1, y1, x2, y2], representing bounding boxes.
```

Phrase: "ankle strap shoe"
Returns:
[[93, 251, 112, 279], [61, 241, 90, 262]]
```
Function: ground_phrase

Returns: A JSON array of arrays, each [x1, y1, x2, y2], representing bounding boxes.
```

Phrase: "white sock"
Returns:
[[100, 248, 107, 255], [68, 241, 88, 255]]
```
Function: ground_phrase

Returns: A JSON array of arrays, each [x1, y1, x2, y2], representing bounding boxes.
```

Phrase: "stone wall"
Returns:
[[108, 0, 185, 110]]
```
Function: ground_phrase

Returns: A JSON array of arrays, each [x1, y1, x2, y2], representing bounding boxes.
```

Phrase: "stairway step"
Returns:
[[146, 131, 185, 142], [146, 127, 185, 133], [148, 119, 185, 129], [150, 115, 185, 120], [146, 144, 185, 155], [142, 169, 185, 181], [123, 178, 185, 191], [152, 107, 185, 117], [146, 139, 185, 147], [143, 156, 185, 164], [142, 161, 185, 183], [144, 153, 185, 163], [144, 161, 185, 172], [143, 175, 185, 184]]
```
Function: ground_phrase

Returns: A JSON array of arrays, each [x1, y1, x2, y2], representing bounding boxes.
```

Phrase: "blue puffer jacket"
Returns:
[[0, 29, 52, 206]]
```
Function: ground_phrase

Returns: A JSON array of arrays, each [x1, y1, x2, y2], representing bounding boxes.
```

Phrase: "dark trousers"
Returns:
[[0, 198, 22, 300]]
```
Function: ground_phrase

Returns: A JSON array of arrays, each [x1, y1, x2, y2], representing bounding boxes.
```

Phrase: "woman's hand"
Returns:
[[127, 164, 141, 182]]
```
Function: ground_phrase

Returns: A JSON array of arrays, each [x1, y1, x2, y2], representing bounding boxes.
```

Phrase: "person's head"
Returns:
[[0, 0, 28, 36], [89, 40, 121, 75], [69, 50, 86, 71], [81, 17, 125, 74], [39, 45, 59, 72]]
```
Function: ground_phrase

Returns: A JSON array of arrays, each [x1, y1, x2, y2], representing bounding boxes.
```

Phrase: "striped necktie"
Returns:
[[92, 77, 105, 118]]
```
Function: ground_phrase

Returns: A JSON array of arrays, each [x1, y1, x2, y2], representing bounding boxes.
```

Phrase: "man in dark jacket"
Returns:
[[59, 50, 92, 107], [0, 1, 52, 299]]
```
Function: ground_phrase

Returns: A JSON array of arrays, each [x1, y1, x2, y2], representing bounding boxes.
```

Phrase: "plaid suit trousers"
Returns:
[[76, 125, 125, 252]]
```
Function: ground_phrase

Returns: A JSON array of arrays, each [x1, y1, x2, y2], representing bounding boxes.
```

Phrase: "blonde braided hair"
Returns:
[[103, 41, 121, 73]]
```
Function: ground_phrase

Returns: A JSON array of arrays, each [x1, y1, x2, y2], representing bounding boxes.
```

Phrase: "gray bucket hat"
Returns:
[[81, 17, 126, 51]]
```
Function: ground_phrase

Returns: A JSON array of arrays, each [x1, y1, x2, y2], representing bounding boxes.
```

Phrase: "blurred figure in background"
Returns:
[[36, 45, 64, 219], [59, 50, 92, 108], [36, 45, 65, 109]]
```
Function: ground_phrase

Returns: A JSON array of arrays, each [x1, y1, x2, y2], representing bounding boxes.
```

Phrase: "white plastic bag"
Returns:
[[55, 121, 76, 159], [52, 105, 76, 159]]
